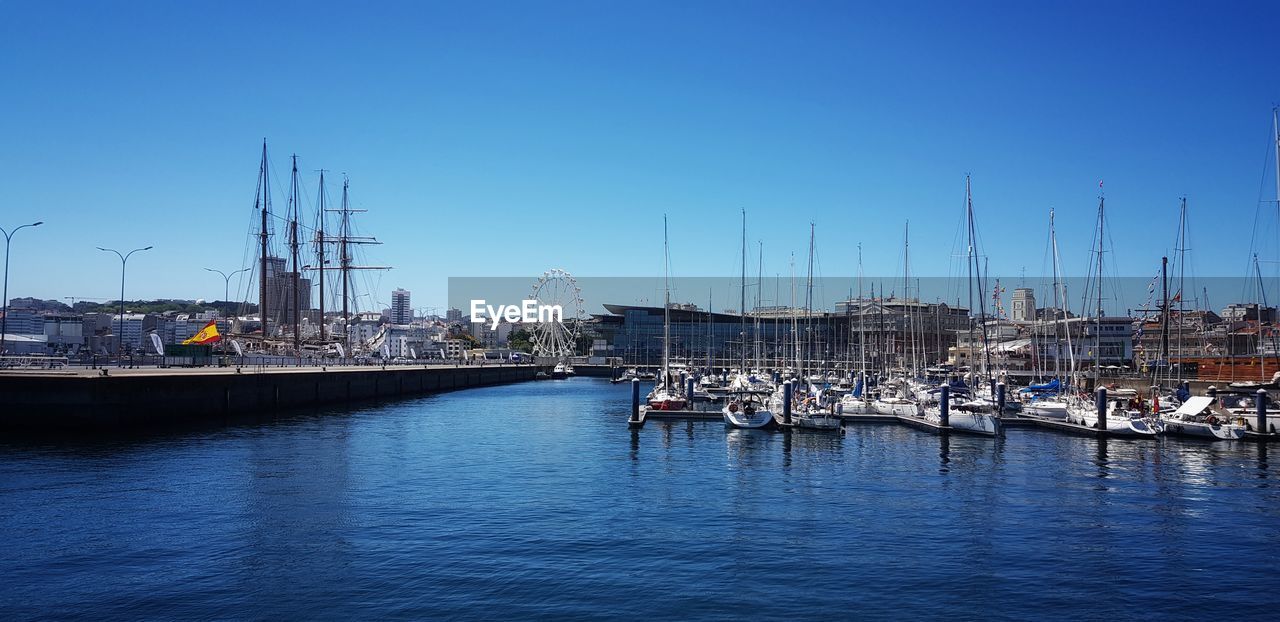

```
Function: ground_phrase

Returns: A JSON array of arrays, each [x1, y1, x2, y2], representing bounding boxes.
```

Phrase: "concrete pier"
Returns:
[[0, 363, 544, 431]]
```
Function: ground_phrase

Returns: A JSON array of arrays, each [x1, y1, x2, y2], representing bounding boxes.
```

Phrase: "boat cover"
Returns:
[[1174, 396, 1213, 416], [1020, 378, 1061, 393]]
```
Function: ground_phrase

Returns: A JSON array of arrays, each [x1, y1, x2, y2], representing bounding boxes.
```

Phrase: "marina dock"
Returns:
[[0, 363, 545, 431]]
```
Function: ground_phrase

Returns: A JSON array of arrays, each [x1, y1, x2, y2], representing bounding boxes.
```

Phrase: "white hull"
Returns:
[[1023, 401, 1068, 420], [872, 399, 919, 417], [922, 408, 1002, 436], [838, 396, 873, 414], [1068, 409, 1159, 436], [1160, 418, 1248, 440], [723, 407, 776, 429]]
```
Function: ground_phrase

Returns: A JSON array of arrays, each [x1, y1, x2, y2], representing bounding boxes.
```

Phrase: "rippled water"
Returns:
[[1, 378, 1277, 620]]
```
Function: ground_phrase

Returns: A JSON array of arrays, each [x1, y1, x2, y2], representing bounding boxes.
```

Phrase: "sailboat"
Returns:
[[791, 224, 842, 431], [919, 178, 1001, 435], [1063, 188, 1157, 436], [875, 223, 925, 417], [724, 210, 775, 428], [839, 244, 873, 414], [1022, 209, 1070, 420], [648, 215, 688, 411]]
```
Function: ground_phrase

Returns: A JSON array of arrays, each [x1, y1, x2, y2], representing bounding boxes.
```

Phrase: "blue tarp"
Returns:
[[1020, 378, 1061, 393]]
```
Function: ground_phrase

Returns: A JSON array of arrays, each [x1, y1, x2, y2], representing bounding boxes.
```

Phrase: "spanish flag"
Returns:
[[183, 320, 222, 345]]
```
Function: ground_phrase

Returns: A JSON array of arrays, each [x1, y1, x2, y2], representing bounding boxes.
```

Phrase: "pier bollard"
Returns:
[[1096, 387, 1108, 431], [630, 378, 641, 423], [783, 380, 792, 424], [1257, 389, 1268, 434], [686, 377, 695, 403], [996, 383, 1006, 417], [940, 384, 950, 427]]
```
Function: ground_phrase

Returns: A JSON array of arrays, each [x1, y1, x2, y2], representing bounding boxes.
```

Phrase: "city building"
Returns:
[[1010, 288, 1036, 322], [391, 289, 412, 325], [593, 298, 969, 369], [263, 256, 312, 328]]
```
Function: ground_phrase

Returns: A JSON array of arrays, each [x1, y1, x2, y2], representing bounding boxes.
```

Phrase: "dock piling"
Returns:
[[686, 376, 695, 402], [1257, 389, 1268, 434], [630, 378, 641, 423], [939, 384, 950, 427], [1096, 386, 1108, 431], [996, 382, 1006, 416]]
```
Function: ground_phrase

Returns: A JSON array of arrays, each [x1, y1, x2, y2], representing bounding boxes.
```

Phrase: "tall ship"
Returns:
[[228, 141, 390, 360]]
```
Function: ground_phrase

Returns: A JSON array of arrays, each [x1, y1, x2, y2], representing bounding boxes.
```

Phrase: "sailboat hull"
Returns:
[[1160, 419, 1247, 440], [873, 399, 919, 416], [723, 407, 776, 429], [1023, 401, 1069, 419], [794, 412, 842, 431]]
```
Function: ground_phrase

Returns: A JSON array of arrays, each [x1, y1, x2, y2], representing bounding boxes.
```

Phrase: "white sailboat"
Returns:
[[649, 215, 687, 411], [724, 210, 775, 428], [1062, 191, 1157, 436], [790, 224, 842, 432], [919, 177, 1001, 435], [840, 245, 873, 415]]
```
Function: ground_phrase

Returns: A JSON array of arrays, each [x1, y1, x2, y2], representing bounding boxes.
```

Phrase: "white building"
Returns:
[[1011, 288, 1036, 322]]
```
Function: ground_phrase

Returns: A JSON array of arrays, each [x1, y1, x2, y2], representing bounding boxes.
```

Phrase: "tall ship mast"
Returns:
[[255, 140, 272, 340], [324, 176, 390, 353]]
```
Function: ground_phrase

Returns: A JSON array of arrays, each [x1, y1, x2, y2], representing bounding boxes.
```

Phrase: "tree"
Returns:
[[508, 328, 534, 353]]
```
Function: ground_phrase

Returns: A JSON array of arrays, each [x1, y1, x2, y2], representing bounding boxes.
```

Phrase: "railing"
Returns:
[[0, 354, 69, 369]]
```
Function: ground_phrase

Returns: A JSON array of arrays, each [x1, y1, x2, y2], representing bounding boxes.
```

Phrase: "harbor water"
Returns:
[[1, 378, 1277, 620]]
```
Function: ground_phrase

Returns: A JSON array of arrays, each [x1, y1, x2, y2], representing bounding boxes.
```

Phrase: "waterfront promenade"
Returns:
[[0, 363, 543, 431]]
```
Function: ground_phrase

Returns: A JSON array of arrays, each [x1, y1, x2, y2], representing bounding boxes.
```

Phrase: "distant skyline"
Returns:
[[3, 1, 1280, 315]]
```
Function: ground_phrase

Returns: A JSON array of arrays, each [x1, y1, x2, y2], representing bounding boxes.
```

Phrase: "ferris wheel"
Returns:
[[530, 268, 585, 359]]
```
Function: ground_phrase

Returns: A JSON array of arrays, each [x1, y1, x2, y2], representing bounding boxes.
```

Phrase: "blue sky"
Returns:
[[2, 0, 1278, 314]]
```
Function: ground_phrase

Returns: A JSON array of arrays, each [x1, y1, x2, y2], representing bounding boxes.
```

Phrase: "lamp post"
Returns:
[[204, 267, 250, 318], [98, 245, 152, 359], [1, 221, 43, 355]]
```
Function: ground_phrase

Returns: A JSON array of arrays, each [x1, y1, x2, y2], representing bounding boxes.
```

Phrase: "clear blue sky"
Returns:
[[2, 0, 1278, 314]]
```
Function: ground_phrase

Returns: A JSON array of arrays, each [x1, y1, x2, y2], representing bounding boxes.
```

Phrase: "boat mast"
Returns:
[[1255, 254, 1269, 380], [1175, 196, 1188, 383], [1048, 209, 1067, 380], [858, 244, 866, 378], [740, 210, 747, 374], [662, 214, 671, 387], [805, 223, 815, 379], [315, 170, 328, 341], [1159, 255, 1169, 385], [257, 140, 271, 342], [755, 240, 763, 370], [904, 221, 916, 377], [1094, 192, 1105, 388], [341, 177, 351, 351], [288, 154, 302, 351], [706, 289, 713, 373]]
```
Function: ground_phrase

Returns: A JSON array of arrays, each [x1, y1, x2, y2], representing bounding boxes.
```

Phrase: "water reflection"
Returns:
[[938, 434, 950, 474], [1094, 438, 1110, 487], [1258, 443, 1269, 484]]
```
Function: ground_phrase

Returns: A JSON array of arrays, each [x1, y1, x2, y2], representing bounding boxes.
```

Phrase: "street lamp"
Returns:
[[1, 221, 43, 355], [204, 267, 250, 318], [98, 245, 153, 358]]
